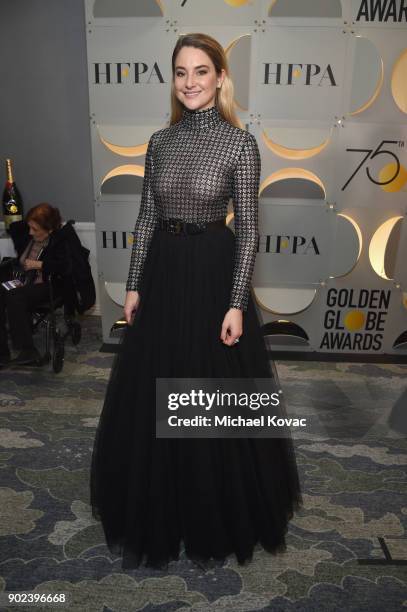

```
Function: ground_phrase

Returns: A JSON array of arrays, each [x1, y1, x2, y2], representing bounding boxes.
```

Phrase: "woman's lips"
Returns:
[[185, 91, 200, 97]]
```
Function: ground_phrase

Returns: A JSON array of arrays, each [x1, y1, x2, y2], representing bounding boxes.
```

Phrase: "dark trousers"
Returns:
[[0, 264, 53, 354]]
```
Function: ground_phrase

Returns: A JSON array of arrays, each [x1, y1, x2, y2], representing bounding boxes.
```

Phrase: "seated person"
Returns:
[[0, 203, 71, 366]]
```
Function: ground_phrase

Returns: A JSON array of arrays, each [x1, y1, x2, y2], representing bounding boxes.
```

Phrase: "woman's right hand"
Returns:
[[124, 290, 140, 325]]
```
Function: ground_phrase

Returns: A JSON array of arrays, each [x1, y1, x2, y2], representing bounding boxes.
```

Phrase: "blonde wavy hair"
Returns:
[[169, 33, 242, 129]]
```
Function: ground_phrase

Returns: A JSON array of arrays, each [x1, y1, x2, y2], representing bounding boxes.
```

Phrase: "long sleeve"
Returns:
[[126, 134, 158, 292], [41, 238, 72, 279], [229, 132, 261, 311]]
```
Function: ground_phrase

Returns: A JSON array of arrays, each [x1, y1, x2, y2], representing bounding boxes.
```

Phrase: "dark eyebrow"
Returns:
[[175, 64, 210, 70]]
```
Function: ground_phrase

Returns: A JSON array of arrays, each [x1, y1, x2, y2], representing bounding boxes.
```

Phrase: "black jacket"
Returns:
[[7, 220, 96, 315]]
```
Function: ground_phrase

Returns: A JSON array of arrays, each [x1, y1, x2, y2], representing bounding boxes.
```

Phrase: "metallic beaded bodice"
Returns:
[[126, 104, 261, 311]]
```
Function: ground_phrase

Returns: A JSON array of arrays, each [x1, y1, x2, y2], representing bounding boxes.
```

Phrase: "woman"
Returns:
[[90, 33, 303, 569], [0, 203, 71, 366]]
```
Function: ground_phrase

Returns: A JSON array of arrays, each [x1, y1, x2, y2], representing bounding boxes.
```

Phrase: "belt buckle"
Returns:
[[174, 220, 183, 234]]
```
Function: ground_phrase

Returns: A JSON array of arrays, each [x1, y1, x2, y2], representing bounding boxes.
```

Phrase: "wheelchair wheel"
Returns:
[[52, 330, 65, 373], [70, 321, 82, 345]]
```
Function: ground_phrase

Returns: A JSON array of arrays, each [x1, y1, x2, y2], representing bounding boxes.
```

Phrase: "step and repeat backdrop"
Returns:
[[84, 0, 407, 355]]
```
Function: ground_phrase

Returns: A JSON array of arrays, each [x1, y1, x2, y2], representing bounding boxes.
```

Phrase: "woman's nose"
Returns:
[[185, 74, 196, 87]]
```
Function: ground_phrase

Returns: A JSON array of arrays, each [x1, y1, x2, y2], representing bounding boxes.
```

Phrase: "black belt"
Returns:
[[158, 217, 226, 235]]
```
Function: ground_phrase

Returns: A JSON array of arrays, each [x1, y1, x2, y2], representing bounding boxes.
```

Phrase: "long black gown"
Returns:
[[90, 104, 303, 569]]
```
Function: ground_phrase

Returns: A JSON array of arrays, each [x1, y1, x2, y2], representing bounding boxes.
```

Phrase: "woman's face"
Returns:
[[174, 46, 225, 111], [28, 220, 50, 242]]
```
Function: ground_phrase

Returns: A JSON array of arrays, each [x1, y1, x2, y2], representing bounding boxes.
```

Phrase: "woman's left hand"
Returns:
[[23, 259, 42, 270], [220, 308, 242, 346]]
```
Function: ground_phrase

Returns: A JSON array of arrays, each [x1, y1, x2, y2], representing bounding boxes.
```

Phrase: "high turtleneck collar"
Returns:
[[180, 104, 223, 130]]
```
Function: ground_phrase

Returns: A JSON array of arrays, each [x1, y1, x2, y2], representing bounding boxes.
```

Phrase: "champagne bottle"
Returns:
[[2, 158, 23, 232]]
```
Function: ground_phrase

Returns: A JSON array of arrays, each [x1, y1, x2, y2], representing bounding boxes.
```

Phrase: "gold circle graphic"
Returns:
[[344, 310, 365, 331]]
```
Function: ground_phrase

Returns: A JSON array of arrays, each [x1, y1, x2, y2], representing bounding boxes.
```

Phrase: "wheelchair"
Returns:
[[30, 272, 82, 373]]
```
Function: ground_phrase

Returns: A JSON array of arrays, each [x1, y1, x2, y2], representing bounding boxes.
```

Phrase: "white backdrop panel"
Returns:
[[332, 121, 407, 209], [251, 25, 348, 121], [252, 203, 335, 286]]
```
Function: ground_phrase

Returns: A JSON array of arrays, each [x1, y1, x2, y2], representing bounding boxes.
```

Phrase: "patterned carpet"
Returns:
[[0, 315, 406, 611]]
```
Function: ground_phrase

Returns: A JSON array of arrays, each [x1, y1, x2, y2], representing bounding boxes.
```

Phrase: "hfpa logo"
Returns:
[[94, 62, 164, 84], [263, 63, 337, 87], [257, 234, 320, 255]]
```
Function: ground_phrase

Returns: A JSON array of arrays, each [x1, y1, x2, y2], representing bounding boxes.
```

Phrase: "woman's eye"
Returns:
[[176, 71, 208, 77]]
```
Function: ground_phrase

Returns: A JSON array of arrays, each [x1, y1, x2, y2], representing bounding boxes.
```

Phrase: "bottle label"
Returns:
[[4, 214, 23, 230]]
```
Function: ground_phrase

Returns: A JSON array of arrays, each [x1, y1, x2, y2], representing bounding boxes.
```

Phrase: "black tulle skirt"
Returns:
[[90, 222, 303, 569]]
